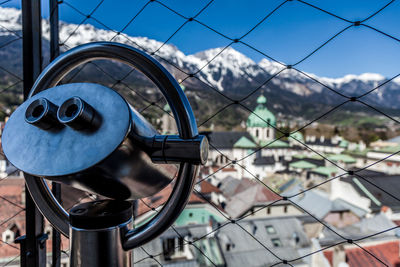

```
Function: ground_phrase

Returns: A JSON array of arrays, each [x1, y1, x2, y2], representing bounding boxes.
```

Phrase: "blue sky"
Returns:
[[4, 0, 400, 78]]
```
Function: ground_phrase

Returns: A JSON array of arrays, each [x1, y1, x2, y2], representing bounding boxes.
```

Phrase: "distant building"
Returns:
[[342, 169, 400, 216], [304, 135, 345, 155], [365, 145, 400, 174], [281, 182, 370, 227], [199, 94, 356, 183], [246, 95, 276, 143], [134, 216, 320, 267], [0, 178, 70, 267]]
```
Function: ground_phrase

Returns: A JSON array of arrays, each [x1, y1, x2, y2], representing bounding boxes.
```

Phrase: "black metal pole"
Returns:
[[20, 0, 47, 267], [51, 184, 61, 267], [49, 1, 62, 266], [50, 183, 61, 267], [50, 0, 60, 61], [22, 0, 43, 96]]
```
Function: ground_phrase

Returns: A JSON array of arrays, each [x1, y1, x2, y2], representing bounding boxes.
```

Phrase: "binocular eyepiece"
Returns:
[[25, 96, 101, 131]]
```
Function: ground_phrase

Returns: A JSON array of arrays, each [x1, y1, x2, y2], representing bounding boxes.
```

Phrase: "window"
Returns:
[[178, 237, 184, 252], [256, 129, 259, 137], [252, 225, 258, 235], [284, 205, 288, 213], [45, 225, 53, 239], [221, 202, 226, 209], [271, 238, 282, 247], [266, 225, 276, 234], [267, 207, 271, 214], [292, 232, 300, 244], [2, 226, 19, 243], [250, 208, 255, 215], [4, 234, 11, 243], [226, 242, 235, 251], [163, 237, 187, 261], [163, 238, 175, 260], [216, 155, 227, 164]]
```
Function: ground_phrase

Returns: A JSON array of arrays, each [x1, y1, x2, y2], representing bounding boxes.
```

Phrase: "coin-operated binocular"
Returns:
[[2, 42, 208, 267]]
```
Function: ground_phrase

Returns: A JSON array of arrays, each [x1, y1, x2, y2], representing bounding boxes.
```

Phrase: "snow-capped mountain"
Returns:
[[1, 6, 400, 110]]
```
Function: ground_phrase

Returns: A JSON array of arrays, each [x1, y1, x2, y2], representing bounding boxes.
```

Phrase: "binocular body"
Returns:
[[3, 82, 206, 200], [2, 41, 208, 250]]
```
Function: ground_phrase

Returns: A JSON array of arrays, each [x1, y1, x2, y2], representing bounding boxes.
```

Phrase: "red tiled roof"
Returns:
[[324, 240, 400, 267], [0, 240, 20, 259], [381, 206, 390, 212], [258, 184, 280, 201], [324, 250, 333, 266], [346, 241, 400, 267], [211, 166, 237, 173], [200, 180, 222, 194], [0, 178, 25, 258], [0, 178, 70, 259], [221, 167, 237, 172]]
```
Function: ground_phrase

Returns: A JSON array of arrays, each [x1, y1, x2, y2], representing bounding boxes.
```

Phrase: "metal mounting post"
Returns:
[[21, 0, 47, 266], [69, 200, 133, 267]]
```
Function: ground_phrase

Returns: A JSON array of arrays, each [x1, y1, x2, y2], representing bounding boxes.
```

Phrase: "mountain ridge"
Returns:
[[1, 6, 400, 111]]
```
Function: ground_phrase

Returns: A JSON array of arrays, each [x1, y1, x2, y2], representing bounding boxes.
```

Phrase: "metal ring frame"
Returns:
[[24, 42, 199, 249]]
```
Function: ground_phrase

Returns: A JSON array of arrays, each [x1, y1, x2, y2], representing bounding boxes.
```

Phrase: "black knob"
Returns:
[[149, 135, 209, 165]]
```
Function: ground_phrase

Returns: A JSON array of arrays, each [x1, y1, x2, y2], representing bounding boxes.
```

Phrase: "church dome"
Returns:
[[289, 131, 304, 142], [257, 95, 267, 104], [246, 95, 276, 128]]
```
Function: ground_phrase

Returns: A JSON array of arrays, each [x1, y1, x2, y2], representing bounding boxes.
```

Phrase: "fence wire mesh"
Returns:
[[1, 0, 400, 266], [0, 0, 24, 265]]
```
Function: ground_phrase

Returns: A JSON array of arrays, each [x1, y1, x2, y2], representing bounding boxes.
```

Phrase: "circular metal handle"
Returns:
[[24, 42, 200, 249]]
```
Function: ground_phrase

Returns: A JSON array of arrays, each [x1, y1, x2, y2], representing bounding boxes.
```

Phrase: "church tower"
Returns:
[[246, 95, 276, 143]]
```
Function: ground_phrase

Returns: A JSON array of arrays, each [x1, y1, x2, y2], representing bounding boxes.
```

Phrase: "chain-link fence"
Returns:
[[1, 0, 400, 266], [0, 0, 25, 266]]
